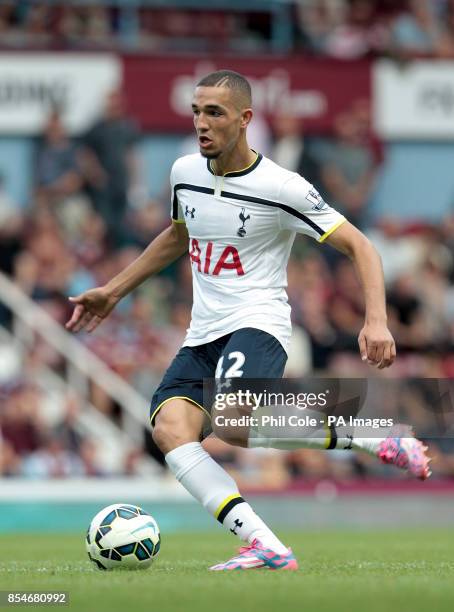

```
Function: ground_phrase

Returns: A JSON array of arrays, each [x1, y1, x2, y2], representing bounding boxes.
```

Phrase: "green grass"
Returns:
[[0, 531, 453, 612]]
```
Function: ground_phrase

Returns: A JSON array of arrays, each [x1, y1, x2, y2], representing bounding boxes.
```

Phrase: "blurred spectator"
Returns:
[[36, 112, 82, 200], [287, 252, 338, 370], [126, 200, 168, 249], [391, 0, 442, 57], [14, 210, 71, 301], [83, 90, 141, 247], [270, 113, 321, 187], [387, 273, 431, 351], [58, 5, 85, 48], [35, 112, 90, 237], [23, 4, 52, 48], [52, 394, 84, 453], [322, 0, 389, 59], [0, 2, 21, 48], [21, 434, 85, 478], [417, 244, 453, 346], [84, 6, 113, 48], [78, 438, 105, 476], [366, 219, 428, 283], [247, 110, 272, 159], [70, 210, 108, 270], [319, 108, 377, 227], [296, 0, 347, 54], [437, 0, 454, 57], [271, 112, 304, 172], [329, 259, 365, 350], [0, 384, 43, 456]]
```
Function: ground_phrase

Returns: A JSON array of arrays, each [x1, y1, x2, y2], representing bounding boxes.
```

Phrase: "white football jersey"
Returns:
[[171, 152, 345, 352]]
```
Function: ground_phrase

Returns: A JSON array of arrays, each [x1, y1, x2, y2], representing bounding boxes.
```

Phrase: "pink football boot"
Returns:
[[209, 539, 298, 571], [377, 427, 431, 480]]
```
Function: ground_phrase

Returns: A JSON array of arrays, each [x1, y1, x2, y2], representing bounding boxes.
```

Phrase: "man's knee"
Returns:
[[152, 400, 204, 454], [152, 417, 189, 453]]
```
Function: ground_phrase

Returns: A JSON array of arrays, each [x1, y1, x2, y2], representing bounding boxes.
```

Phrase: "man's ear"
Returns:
[[240, 109, 253, 129]]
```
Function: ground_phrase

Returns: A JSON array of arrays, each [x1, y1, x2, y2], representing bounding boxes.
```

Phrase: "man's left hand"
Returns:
[[358, 323, 396, 369]]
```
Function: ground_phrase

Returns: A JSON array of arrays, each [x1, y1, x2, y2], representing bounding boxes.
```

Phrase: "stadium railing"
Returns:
[[0, 323, 155, 474], [0, 271, 153, 461]]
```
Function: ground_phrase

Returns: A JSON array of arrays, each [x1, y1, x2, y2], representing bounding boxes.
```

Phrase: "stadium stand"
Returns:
[[0, 1, 453, 488]]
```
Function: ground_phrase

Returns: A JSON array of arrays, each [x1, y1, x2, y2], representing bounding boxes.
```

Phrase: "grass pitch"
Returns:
[[0, 530, 453, 612]]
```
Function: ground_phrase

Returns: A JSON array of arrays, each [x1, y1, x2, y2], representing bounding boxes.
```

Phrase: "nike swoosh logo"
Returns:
[[131, 521, 156, 535]]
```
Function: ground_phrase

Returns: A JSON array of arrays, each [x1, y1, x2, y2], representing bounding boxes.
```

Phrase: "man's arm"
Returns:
[[324, 220, 396, 369], [65, 222, 189, 333]]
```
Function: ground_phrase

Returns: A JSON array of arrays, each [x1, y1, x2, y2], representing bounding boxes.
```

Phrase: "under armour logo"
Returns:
[[185, 206, 195, 219], [237, 208, 250, 237], [344, 434, 353, 450], [230, 518, 243, 535]]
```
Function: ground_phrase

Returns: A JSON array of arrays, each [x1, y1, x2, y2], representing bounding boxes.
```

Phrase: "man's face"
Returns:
[[191, 86, 250, 159]]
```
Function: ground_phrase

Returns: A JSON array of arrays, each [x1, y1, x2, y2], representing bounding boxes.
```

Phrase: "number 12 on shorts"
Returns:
[[215, 351, 245, 379]]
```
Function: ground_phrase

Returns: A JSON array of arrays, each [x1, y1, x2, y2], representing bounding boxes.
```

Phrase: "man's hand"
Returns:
[[65, 287, 120, 333], [358, 322, 396, 369]]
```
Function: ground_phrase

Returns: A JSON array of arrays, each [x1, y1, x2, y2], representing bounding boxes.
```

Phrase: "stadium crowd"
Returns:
[[0, 77, 453, 483], [0, 0, 454, 487], [1, 0, 454, 58]]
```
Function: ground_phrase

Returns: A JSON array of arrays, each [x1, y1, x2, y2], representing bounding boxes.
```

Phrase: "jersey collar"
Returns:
[[207, 151, 263, 177]]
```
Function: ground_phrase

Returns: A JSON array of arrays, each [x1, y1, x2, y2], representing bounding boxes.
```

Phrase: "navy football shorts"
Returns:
[[150, 327, 287, 427]]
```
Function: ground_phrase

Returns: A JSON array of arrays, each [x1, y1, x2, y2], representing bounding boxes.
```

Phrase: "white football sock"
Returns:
[[165, 442, 287, 554], [248, 407, 385, 455], [249, 431, 382, 455]]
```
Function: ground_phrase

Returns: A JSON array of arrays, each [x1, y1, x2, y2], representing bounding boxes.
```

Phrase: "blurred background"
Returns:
[[0, 0, 453, 533]]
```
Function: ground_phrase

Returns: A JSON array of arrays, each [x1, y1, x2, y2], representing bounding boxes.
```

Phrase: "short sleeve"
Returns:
[[278, 174, 346, 242], [170, 162, 185, 224]]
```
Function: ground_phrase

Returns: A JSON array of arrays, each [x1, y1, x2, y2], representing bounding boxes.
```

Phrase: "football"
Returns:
[[86, 503, 161, 570]]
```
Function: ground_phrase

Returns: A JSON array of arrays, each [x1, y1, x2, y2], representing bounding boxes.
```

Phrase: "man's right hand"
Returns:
[[65, 287, 120, 333]]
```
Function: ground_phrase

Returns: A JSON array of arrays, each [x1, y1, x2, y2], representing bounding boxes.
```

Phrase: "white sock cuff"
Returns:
[[165, 442, 211, 482]]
